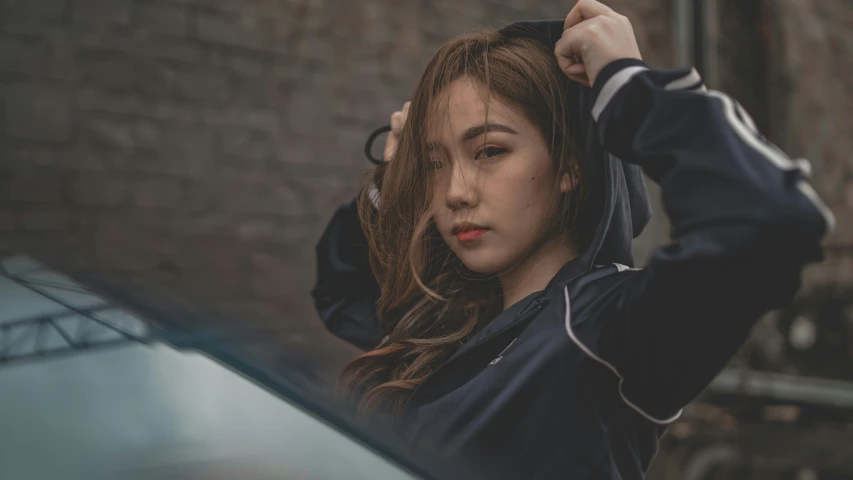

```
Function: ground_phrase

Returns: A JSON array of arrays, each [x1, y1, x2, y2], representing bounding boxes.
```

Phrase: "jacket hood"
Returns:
[[363, 19, 652, 276], [500, 20, 652, 274]]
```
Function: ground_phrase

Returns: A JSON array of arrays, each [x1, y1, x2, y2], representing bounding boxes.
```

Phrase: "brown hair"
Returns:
[[337, 27, 588, 422]]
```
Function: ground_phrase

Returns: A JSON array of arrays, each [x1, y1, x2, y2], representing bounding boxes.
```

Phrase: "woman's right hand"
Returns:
[[383, 101, 410, 162], [555, 0, 642, 87]]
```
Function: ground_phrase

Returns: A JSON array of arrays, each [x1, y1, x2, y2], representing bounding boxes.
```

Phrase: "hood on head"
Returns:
[[499, 20, 652, 271], [363, 19, 652, 272]]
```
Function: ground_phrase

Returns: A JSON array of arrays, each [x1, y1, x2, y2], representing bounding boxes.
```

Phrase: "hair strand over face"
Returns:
[[336, 27, 589, 424]]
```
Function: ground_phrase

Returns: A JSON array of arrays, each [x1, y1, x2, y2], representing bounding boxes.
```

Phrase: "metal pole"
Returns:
[[673, 0, 694, 67]]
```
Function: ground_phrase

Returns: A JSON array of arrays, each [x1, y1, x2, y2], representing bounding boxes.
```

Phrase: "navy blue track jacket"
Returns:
[[311, 20, 835, 480]]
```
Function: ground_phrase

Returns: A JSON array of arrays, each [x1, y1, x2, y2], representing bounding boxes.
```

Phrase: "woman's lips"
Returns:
[[456, 228, 488, 242]]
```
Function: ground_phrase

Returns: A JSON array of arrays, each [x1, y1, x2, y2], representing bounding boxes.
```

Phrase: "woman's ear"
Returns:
[[559, 157, 581, 193], [559, 171, 577, 193]]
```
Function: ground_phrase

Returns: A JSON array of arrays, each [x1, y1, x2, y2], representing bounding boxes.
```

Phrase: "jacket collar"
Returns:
[[542, 255, 590, 293], [443, 255, 589, 364]]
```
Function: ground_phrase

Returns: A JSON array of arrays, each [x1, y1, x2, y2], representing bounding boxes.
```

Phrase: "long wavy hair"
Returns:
[[337, 27, 590, 423]]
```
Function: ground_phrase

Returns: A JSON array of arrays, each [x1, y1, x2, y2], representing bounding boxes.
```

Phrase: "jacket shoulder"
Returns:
[[540, 263, 642, 331], [567, 264, 642, 299]]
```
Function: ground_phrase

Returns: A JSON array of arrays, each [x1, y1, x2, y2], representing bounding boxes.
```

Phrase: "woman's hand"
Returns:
[[554, 0, 642, 87], [383, 101, 410, 162]]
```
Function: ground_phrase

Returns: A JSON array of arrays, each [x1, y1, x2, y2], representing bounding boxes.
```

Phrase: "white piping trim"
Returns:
[[665, 67, 702, 91], [562, 286, 683, 425], [797, 181, 836, 232], [794, 158, 813, 178], [703, 90, 835, 233], [367, 183, 381, 209], [705, 91, 791, 169], [733, 100, 758, 136], [613, 263, 641, 272], [592, 66, 648, 121]]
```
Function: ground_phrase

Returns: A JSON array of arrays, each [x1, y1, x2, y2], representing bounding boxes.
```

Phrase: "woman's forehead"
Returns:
[[426, 77, 526, 143]]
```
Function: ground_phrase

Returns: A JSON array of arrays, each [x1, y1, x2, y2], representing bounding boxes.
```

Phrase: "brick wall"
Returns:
[[0, 0, 672, 373], [765, 0, 853, 287], [1, 0, 847, 371]]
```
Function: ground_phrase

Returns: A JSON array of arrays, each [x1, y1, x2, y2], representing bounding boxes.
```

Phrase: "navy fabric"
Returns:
[[312, 20, 652, 350], [311, 20, 832, 480], [502, 20, 653, 271]]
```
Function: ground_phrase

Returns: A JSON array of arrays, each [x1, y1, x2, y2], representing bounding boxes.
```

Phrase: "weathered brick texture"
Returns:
[[764, 0, 853, 287], [2, 0, 847, 378], [0, 0, 672, 373]]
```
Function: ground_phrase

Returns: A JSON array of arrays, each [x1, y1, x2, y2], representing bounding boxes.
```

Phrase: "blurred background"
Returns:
[[0, 0, 851, 479]]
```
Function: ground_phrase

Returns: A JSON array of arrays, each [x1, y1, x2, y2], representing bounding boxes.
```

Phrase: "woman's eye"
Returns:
[[475, 146, 507, 160]]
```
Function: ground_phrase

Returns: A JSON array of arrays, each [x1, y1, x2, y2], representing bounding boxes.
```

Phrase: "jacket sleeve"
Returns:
[[311, 193, 384, 351], [584, 59, 835, 423]]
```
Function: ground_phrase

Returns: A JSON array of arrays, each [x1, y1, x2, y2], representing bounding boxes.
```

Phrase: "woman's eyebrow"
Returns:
[[425, 142, 445, 155], [461, 123, 518, 142]]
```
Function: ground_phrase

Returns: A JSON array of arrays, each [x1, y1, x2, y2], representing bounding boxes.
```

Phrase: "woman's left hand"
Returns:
[[554, 0, 643, 87]]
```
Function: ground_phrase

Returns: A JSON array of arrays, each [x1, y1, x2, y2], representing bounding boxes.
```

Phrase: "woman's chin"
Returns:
[[457, 253, 511, 275]]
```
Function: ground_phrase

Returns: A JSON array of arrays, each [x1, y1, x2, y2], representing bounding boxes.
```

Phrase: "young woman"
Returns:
[[312, 1, 835, 478]]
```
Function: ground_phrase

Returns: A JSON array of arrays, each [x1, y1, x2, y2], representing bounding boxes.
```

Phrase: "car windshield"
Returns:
[[0, 255, 422, 480]]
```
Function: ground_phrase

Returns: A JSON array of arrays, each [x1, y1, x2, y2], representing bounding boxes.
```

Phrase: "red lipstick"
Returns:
[[457, 229, 487, 242], [452, 222, 489, 242]]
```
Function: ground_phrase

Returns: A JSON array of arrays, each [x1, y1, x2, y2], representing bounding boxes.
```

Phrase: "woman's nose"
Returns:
[[444, 162, 479, 211]]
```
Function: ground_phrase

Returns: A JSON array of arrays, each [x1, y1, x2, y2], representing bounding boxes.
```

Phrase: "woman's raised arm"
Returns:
[[574, 58, 833, 424], [555, 0, 833, 424], [312, 195, 383, 351], [311, 102, 409, 351]]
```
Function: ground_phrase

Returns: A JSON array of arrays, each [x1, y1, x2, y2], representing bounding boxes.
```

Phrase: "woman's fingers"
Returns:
[[383, 131, 399, 162], [385, 101, 410, 162], [563, 0, 615, 31], [565, 63, 587, 76], [555, 22, 592, 86], [391, 101, 410, 135], [391, 111, 405, 135], [564, 69, 590, 87], [555, 5, 641, 87], [555, 20, 587, 59]]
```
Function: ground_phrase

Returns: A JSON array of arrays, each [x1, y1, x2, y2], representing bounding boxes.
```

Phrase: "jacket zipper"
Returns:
[[489, 338, 517, 365], [401, 300, 546, 415]]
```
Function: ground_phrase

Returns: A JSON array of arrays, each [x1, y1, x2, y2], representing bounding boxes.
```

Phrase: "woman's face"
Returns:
[[428, 77, 572, 274]]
